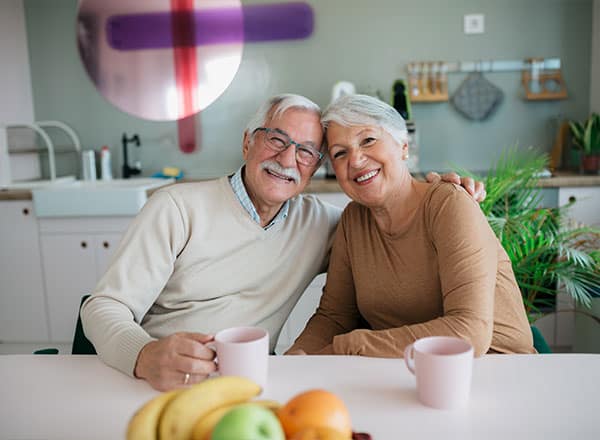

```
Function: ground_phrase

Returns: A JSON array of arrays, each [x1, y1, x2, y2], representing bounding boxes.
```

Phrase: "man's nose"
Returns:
[[277, 144, 298, 167]]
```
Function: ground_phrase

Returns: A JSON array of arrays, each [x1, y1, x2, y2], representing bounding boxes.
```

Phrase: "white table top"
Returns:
[[1, 354, 599, 440]]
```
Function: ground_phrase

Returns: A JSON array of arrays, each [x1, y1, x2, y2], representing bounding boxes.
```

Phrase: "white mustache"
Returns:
[[260, 160, 300, 184]]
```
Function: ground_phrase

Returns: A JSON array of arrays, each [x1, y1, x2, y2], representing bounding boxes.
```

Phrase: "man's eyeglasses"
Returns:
[[253, 127, 323, 167]]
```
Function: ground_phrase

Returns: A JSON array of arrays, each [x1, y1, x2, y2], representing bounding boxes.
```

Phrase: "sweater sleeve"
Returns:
[[81, 190, 186, 376], [332, 185, 497, 357], [287, 216, 362, 353]]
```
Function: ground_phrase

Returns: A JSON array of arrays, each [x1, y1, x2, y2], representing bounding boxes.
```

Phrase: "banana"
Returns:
[[159, 376, 261, 440], [126, 389, 180, 440], [191, 399, 282, 440]]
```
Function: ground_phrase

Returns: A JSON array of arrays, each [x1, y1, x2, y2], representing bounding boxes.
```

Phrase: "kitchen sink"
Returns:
[[32, 177, 174, 217]]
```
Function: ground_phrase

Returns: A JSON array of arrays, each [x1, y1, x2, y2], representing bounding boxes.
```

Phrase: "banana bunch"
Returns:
[[126, 375, 277, 440]]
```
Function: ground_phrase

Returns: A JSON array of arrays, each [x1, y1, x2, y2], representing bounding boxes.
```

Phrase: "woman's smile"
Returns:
[[354, 169, 380, 184]]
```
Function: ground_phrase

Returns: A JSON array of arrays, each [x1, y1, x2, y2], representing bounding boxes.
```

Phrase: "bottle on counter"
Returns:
[[100, 145, 112, 181], [81, 150, 97, 181]]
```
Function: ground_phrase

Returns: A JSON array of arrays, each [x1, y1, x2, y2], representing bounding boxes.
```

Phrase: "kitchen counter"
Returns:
[[0, 182, 174, 201], [2, 172, 599, 200], [307, 171, 600, 193], [0, 188, 33, 200]]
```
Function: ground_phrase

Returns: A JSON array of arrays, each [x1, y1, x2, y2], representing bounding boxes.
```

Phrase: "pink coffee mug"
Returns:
[[213, 326, 269, 389], [404, 336, 474, 409]]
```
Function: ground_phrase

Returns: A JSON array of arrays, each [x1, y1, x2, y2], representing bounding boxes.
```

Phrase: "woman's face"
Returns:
[[327, 122, 408, 207]]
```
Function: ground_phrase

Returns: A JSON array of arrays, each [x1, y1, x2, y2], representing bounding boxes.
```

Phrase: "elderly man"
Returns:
[[82, 94, 484, 391]]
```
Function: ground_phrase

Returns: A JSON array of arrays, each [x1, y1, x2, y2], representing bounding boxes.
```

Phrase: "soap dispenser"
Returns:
[[100, 145, 113, 180]]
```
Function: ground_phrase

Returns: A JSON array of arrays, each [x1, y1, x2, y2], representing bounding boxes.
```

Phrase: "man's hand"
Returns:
[[426, 171, 487, 203], [134, 332, 217, 391]]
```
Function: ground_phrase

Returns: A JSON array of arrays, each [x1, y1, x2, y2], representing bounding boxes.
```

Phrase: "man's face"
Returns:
[[242, 108, 323, 210]]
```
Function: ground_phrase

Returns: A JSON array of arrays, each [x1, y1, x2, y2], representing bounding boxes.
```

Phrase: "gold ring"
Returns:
[[183, 372, 190, 385]]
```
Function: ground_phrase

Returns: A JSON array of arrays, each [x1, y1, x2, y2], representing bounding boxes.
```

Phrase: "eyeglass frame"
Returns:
[[252, 127, 324, 167]]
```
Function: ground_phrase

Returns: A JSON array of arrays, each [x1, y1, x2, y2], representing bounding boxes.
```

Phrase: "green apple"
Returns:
[[211, 403, 285, 440]]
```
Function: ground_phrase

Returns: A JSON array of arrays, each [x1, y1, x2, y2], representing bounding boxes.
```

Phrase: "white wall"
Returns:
[[0, 0, 34, 124], [592, 0, 600, 113], [0, 0, 38, 182]]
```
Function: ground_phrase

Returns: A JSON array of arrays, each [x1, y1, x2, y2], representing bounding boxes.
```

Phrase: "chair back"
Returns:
[[72, 294, 96, 355]]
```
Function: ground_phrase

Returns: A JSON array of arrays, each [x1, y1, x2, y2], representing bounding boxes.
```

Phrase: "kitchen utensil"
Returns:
[[451, 71, 503, 120]]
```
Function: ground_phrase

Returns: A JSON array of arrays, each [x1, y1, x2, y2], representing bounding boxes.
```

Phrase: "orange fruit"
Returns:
[[290, 426, 350, 440], [277, 389, 352, 439]]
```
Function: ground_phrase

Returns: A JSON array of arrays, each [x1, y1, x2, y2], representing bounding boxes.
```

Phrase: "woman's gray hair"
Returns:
[[245, 94, 321, 138], [321, 94, 408, 146]]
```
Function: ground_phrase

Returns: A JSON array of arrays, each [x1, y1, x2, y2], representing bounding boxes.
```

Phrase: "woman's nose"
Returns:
[[348, 149, 367, 168]]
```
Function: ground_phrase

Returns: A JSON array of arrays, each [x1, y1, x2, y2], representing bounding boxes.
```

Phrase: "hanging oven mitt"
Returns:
[[451, 72, 504, 121]]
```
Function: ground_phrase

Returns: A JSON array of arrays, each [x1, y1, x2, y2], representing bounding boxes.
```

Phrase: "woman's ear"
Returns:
[[402, 141, 409, 160]]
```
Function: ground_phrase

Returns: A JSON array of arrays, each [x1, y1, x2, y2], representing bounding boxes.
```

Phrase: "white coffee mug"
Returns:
[[213, 326, 269, 389], [404, 336, 474, 409]]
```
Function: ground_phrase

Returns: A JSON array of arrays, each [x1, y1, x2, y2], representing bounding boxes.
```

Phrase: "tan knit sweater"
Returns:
[[290, 182, 535, 357]]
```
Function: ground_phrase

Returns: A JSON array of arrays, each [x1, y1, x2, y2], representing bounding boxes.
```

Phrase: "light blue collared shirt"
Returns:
[[229, 166, 289, 230]]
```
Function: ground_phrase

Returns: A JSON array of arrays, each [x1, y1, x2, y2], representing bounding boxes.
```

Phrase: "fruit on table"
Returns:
[[126, 389, 180, 440], [290, 426, 350, 440], [211, 403, 285, 440], [158, 376, 261, 440], [191, 399, 281, 440], [277, 389, 352, 439]]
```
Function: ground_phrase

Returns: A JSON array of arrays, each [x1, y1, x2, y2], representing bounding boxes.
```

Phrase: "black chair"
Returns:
[[72, 294, 96, 355], [34, 294, 96, 355]]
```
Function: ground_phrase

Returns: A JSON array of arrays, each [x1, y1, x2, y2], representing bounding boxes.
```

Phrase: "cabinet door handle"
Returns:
[[568, 196, 576, 203], [22, 208, 29, 216], [80, 241, 88, 249], [103, 241, 110, 249]]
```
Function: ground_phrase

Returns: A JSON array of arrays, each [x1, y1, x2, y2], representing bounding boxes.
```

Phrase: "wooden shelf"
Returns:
[[410, 93, 449, 103], [522, 71, 567, 101]]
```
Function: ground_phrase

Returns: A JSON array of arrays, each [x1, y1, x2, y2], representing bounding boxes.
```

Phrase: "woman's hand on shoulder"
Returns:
[[426, 171, 486, 203]]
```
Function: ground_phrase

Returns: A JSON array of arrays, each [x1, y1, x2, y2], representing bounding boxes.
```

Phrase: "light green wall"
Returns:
[[25, 0, 593, 178]]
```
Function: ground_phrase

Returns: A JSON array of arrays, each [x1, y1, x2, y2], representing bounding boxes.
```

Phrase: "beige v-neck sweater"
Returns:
[[290, 182, 535, 357], [81, 177, 341, 376]]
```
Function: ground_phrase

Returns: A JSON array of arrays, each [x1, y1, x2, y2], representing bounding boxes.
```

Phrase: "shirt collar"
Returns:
[[229, 166, 289, 230]]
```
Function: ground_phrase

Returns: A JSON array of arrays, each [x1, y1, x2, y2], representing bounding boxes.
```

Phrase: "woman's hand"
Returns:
[[285, 348, 307, 355]]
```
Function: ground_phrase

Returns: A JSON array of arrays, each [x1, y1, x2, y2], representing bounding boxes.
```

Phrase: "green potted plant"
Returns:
[[457, 147, 600, 321], [569, 113, 600, 174]]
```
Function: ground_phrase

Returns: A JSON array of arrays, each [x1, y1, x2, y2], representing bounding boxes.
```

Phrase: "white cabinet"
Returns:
[[0, 200, 49, 342], [39, 217, 132, 342], [558, 186, 600, 352], [537, 187, 600, 351], [558, 186, 600, 227]]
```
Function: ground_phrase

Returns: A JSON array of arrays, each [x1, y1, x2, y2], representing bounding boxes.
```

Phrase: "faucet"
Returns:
[[2, 123, 57, 182], [122, 133, 141, 179], [37, 121, 82, 155]]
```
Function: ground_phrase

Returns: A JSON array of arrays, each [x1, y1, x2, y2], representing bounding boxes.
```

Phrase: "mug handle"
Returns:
[[404, 343, 416, 375]]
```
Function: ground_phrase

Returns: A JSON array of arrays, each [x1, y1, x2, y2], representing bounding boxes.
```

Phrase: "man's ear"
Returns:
[[242, 131, 251, 160]]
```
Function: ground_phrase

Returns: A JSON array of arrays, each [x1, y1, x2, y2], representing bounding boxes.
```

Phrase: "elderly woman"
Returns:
[[288, 95, 535, 357]]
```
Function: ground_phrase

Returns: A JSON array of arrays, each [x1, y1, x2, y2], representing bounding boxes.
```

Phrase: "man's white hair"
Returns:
[[245, 94, 322, 138], [321, 94, 409, 146]]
